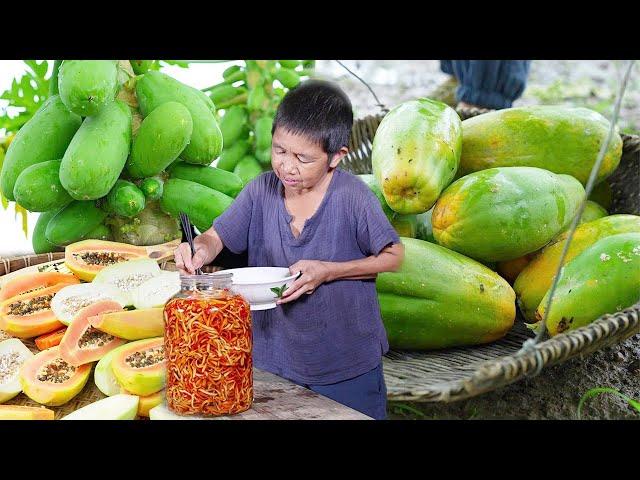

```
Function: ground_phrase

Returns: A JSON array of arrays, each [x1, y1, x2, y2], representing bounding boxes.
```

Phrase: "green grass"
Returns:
[[577, 387, 640, 419]]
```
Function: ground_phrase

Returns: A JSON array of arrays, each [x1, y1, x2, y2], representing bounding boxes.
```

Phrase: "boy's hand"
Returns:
[[277, 260, 332, 305], [174, 238, 211, 275]]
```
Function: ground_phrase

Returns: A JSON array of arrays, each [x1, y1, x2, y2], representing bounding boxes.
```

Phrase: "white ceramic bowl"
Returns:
[[210, 267, 300, 311]]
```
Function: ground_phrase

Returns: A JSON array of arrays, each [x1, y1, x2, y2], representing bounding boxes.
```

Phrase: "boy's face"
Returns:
[[271, 127, 346, 192]]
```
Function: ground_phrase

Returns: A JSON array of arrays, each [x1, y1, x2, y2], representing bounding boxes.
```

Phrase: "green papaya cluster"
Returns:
[[210, 60, 315, 186]]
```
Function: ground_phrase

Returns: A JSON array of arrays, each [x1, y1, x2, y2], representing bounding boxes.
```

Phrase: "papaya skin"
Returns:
[[432, 167, 585, 263], [459, 106, 622, 185], [376, 238, 515, 350], [88, 307, 164, 340], [110, 338, 166, 396], [514, 214, 640, 321], [58, 60, 119, 117], [533, 233, 640, 336], [64, 239, 149, 282]]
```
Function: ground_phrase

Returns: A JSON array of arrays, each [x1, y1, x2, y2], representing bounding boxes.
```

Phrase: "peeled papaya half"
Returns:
[[131, 271, 180, 309], [0, 271, 80, 303], [111, 337, 165, 396], [61, 394, 139, 420], [89, 307, 164, 340], [92, 258, 162, 306], [0, 283, 71, 338], [94, 347, 121, 396], [50, 282, 128, 326], [59, 300, 126, 367], [65, 238, 180, 281], [0, 338, 34, 403], [0, 405, 55, 420], [19, 346, 92, 406]]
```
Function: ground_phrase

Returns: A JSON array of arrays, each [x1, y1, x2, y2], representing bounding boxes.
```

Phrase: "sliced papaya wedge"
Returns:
[[50, 283, 128, 326], [111, 337, 165, 396], [59, 300, 126, 367], [120, 386, 164, 417], [0, 271, 80, 303], [34, 327, 67, 351], [0, 405, 55, 420], [89, 307, 164, 340], [65, 238, 180, 281], [19, 346, 92, 406], [0, 283, 71, 338], [0, 338, 34, 403]]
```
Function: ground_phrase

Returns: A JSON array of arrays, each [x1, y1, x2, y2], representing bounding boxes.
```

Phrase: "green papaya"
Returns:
[[168, 162, 243, 198], [255, 147, 272, 165], [275, 68, 301, 89], [533, 233, 640, 336], [45, 201, 108, 246], [32, 210, 64, 254], [432, 167, 585, 263], [255, 116, 273, 151], [514, 214, 640, 321], [357, 174, 395, 219], [139, 177, 164, 201], [58, 60, 119, 116], [247, 86, 268, 111], [160, 179, 234, 233], [560, 200, 608, 234], [106, 180, 146, 218], [415, 208, 435, 243], [83, 223, 113, 241], [60, 100, 132, 201], [127, 101, 193, 178], [376, 238, 516, 350], [130, 60, 156, 75], [222, 65, 242, 81], [209, 84, 246, 105], [234, 156, 263, 185], [136, 72, 222, 165], [13, 160, 73, 212], [278, 60, 301, 69], [217, 140, 250, 171], [372, 98, 462, 214], [588, 181, 613, 210], [459, 106, 623, 185], [390, 215, 417, 238], [219, 106, 247, 147], [0, 95, 81, 201]]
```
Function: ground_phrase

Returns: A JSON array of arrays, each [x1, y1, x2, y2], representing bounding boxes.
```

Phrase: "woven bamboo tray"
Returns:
[[343, 112, 640, 402]]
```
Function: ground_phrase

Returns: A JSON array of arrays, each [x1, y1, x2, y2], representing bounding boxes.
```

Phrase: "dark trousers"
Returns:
[[286, 362, 388, 420], [441, 60, 531, 109]]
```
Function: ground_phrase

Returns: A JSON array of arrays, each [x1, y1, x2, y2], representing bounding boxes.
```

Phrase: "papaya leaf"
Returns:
[[577, 387, 640, 419], [13, 203, 29, 238], [0, 60, 50, 135]]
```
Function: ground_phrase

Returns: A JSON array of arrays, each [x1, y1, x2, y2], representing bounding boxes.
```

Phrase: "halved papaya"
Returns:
[[119, 386, 164, 417], [92, 258, 162, 306], [59, 300, 126, 367], [89, 307, 164, 340], [0, 405, 55, 420], [19, 346, 92, 406], [0, 283, 71, 338], [111, 337, 165, 396], [0, 271, 80, 303], [50, 282, 128, 326], [65, 238, 180, 281], [131, 271, 180, 309], [94, 347, 121, 397], [0, 338, 34, 403]]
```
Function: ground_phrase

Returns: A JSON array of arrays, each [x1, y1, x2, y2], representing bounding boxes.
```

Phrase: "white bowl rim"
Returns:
[[208, 268, 301, 287]]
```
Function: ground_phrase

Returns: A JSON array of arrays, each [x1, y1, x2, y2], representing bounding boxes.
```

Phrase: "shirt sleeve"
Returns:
[[212, 177, 258, 254], [355, 185, 401, 256]]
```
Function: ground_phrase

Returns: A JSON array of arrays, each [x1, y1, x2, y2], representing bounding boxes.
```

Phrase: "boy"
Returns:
[[175, 80, 404, 419]]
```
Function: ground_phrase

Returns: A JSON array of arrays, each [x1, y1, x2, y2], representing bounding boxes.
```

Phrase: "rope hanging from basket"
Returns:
[[517, 60, 636, 374]]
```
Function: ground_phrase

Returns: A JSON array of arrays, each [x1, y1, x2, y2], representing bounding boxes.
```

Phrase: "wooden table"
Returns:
[[151, 368, 373, 420]]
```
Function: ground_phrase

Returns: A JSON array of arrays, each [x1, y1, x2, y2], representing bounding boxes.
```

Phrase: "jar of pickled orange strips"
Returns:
[[164, 273, 252, 416]]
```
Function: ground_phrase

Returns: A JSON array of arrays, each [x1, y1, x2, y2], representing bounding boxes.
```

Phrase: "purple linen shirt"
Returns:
[[213, 168, 400, 385]]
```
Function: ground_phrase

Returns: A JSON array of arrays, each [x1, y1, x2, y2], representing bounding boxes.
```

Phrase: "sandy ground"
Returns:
[[313, 60, 640, 420]]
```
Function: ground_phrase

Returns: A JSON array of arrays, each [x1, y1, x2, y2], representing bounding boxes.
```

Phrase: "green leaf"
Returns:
[[270, 284, 289, 298], [577, 387, 640, 419], [0, 60, 50, 135]]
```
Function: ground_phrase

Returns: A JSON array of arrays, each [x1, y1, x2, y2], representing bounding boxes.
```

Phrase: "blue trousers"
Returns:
[[441, 60, 531, 109], [286, 362, 387, 420]]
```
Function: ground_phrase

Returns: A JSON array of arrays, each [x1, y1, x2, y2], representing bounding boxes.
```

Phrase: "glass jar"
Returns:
[[163, 273, 252, 416]]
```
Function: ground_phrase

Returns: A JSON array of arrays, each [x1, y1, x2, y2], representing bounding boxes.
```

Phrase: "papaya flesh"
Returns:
[[0, 338, 34, 403], [534, 233, 640, 336], [376, 238, 516, 350], [0, 272, 79, 303], [514, 214, 640, 321], [119, 387, 164, 417], [0, 283, 77, 339], [89, 307, 164, 340], [432, 167, 586, 262], [59, 300, 126, 367], [459, 106, 622, 185], [110, 337, 165, 396], [0, 405, 55, 420], [64, 239, 150, 282], [372, 98, 462, 215], [19, 346, 92, 406]]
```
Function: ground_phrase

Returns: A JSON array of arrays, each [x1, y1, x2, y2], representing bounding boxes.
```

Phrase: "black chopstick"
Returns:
[[179, 212, 203, 275]]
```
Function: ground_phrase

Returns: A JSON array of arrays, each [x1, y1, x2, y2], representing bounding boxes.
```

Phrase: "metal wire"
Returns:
[[334, 60, 388, 113]]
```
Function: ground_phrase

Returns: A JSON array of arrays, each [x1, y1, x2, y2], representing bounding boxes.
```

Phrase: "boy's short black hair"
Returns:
[[272, 79, 353, 157]]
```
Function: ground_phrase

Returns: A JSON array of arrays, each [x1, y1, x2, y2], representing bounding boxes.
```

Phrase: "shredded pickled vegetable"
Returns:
[[164, 289, 252, 415]]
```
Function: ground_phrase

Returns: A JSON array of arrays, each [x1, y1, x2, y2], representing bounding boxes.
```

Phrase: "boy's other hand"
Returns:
[[277, 260, 332, 305]]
